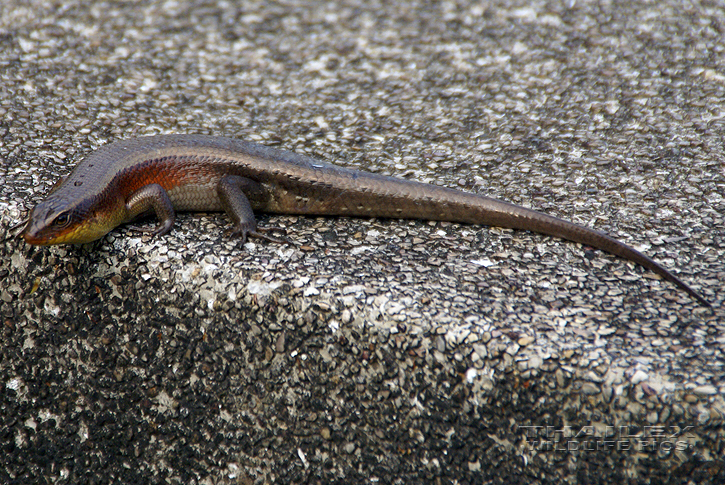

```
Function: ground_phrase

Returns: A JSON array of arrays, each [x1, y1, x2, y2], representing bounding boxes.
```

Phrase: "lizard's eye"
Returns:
[[53, 213, 71, 228]]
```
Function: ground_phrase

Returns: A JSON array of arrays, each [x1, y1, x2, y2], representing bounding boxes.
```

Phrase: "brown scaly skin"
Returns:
[[20, 134, 710, 306]]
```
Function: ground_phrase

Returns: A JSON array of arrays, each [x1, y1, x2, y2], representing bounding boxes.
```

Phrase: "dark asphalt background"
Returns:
[[1, 1, 724, 484]]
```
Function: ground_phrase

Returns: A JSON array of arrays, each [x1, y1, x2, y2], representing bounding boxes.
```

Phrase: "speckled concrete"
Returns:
[[1, 0, 724, 484]]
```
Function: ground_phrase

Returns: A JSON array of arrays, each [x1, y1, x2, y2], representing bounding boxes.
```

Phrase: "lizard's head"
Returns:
[[22, 195, 122, 245]]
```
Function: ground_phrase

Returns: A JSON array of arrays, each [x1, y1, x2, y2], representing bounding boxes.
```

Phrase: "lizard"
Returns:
[[18, 134, 710, 306]]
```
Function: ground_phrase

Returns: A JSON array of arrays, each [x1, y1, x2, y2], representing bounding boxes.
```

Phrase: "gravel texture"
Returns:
[[1, 0, 724, 484]]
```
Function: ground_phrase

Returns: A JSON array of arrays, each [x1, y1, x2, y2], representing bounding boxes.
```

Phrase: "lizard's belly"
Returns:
[[167, 183, 224, 212]]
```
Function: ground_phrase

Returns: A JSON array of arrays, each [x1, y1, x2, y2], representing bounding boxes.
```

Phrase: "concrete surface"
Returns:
[[1, 0, 724, 483]]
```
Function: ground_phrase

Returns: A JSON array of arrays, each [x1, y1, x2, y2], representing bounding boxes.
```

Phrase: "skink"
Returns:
[[20, 134, 710, 306]]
